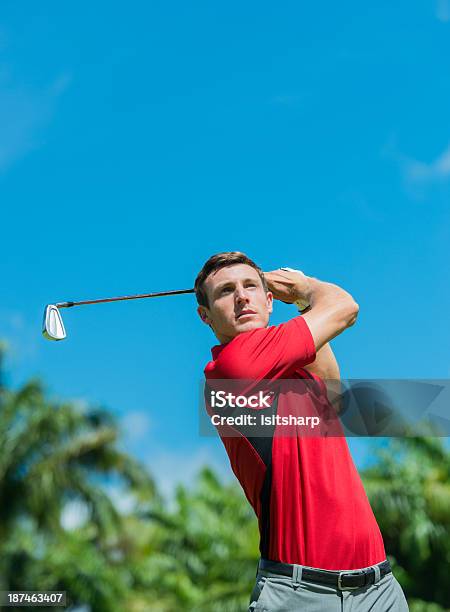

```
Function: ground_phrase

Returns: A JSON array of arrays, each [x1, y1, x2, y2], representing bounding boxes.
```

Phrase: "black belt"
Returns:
[[259, 558, 391, 590]]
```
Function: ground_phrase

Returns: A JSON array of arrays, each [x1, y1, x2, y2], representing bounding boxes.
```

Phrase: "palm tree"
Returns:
[[0, 346, 157, 610], [362, 437, 450, 610]]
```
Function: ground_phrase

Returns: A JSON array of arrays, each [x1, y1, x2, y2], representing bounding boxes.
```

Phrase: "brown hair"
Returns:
[[195, 252, 268, 307]]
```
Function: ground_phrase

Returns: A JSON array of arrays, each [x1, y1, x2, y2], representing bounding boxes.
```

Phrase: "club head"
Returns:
[[42, 304, 67, 341]]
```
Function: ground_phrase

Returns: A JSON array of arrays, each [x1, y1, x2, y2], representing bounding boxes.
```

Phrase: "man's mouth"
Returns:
[[237, 310, 256, 319]]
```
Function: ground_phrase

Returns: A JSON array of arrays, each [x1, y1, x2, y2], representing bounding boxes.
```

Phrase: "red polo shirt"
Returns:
[[204, 316, 386, 570]]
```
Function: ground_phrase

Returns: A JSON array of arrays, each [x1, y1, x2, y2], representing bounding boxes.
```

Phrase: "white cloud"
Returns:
[[121, 410, 152, 442], [403, 145, 450, 184], [384, 137, 450, 196], [436, 0, 450, 22], [0, 68, 71, 172]]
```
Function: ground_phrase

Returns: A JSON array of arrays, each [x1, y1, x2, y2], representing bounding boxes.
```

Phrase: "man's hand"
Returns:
[[264, 268, 311, 304]]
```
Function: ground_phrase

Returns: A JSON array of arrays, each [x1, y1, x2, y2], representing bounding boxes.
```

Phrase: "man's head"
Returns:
[[195, 252, 273, 344]]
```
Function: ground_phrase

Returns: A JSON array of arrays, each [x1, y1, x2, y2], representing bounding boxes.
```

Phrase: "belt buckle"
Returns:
[[337, 571, 363, 591]]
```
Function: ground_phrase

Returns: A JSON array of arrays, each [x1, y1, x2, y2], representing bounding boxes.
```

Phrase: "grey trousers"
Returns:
[[248, 563, 409, 611]]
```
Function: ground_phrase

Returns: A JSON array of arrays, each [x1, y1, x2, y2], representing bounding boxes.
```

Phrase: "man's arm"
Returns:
[[303, 342, 342, 411], [264, 269, 359, 352], [264, 269, 356, 413], [303, 342, 339, 380]]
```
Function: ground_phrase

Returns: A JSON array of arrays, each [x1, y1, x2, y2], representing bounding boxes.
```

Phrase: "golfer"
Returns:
[[196, 252, 409, 611]]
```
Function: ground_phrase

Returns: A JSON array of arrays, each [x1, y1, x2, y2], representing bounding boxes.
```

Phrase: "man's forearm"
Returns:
[[295, 276, 358, 324]]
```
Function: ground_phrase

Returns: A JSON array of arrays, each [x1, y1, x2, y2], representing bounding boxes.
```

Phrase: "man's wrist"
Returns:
[[280, 268, 312, 311], [294, 300, 312, 314]]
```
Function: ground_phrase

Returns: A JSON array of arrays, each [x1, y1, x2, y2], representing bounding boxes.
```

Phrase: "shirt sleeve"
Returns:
[[211, 316, 316, 381]]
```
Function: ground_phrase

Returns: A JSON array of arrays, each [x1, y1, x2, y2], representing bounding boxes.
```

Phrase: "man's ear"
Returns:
[[266, 291, 274, 314], [197, 305, 212, 326]]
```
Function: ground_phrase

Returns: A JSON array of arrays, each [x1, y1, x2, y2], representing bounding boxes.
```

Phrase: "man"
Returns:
[[195, 252, 409, 611]]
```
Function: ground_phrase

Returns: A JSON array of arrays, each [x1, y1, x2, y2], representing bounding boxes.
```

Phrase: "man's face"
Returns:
[[197, 264, 273, 343]]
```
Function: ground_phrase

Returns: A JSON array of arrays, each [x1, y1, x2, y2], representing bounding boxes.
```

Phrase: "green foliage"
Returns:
[[137, 467, 260, 611], [408, 601, 447, 612], [362, 438, 450, 609]]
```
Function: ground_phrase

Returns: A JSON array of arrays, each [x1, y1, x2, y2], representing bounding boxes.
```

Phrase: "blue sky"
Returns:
[[1, 2, 449, 496]]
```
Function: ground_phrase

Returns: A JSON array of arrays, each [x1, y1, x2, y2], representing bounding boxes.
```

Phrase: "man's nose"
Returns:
[[235, 287, 249, 303]]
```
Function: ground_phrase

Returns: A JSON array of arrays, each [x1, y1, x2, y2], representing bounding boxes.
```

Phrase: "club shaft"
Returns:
[[56, 288, 195, 309]]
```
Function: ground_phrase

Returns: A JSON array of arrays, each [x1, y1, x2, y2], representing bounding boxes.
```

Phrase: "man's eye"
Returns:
[[221, 287, 232, 294]]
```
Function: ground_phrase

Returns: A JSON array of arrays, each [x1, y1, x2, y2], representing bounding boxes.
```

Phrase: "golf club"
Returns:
[[42, 288, 195, 341]]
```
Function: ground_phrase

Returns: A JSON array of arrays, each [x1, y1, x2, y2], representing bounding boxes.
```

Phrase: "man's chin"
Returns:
[[234, 318, 265, 333], [218, 317, 269, 342]]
